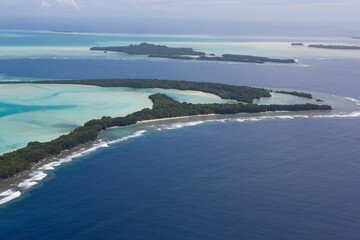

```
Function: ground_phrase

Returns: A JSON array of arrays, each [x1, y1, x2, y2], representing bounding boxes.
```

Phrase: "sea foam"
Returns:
[[17, 171, 48, 189], [0, 189, 15, 197], [107, 130, 147, 144], [0, 190, 21, 205], [162, 121, 205, 130]]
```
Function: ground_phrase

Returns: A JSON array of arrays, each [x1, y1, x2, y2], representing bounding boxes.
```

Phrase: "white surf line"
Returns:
[[162, 121, 206, 130], [154, 110, 360, 130], [0, 189, 15, 197], [2, 106, 360, 206], [107, 130, 147, 144]]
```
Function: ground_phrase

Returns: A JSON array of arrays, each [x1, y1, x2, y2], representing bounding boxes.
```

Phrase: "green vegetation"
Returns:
[[308, 44, 360, 50], [90, 42, 206, 56], [0, 91, 331, 180], [90, 43, 296, 64], [21, 78, 272, 103], [148, 55, 196, 60], [275, 90, 313, 99]]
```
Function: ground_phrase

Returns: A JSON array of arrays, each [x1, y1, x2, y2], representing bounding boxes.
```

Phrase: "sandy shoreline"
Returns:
[[107, 114, 217, 129], [109, 111, 291, 128]]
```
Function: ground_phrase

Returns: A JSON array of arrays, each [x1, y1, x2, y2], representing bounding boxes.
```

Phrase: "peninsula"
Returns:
[[308, 44, 360, 50], [0, 79, 331, 180], [90, 43, 296, 64], [275, 90, 313, 99]]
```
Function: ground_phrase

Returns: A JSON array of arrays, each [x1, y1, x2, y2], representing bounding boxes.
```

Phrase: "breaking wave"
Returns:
[[0, 130, 147, 206], [0, 190, 21, 205], [343, 97, 360, 106]]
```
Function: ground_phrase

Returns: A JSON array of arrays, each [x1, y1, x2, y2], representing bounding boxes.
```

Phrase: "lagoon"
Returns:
[[0, 83, 229, 154], [1, 30, 360, 60]]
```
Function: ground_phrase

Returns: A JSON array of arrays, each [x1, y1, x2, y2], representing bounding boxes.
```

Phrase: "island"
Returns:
[[308, 44, 360, 50], [50, 30, 74, 33], [291, 43, 304, 46], [0, 79, 331, 180], [90, 43, 296, 64], [275, 90, 313, 99], [197, 54, 296, 64], [352, 37, 360, 39], [90, 42, 206, 56]]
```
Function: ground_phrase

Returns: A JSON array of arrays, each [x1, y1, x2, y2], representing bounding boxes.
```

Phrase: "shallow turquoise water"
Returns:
[[0, 101, 74, 118]]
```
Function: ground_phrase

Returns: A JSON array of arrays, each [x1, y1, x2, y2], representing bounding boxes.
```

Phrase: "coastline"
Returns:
[[0, 152, 62, 183], [0, 109, 313, 184], [0, 111, 293, 184], [2, 96, 358, 206], [1, 114, 217, 183]]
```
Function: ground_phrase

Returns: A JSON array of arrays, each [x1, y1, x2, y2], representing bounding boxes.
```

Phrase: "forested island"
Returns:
[[90, 42, 206, 56], [90, 43, 296, 64], [0, 79, 331, 179], [291, 43, 304, 46], [275, 90, 313, 99], [308, 44, 360, 50]]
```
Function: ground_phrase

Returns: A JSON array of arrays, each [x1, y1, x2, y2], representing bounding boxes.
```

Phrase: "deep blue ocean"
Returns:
[[0, 38, 360, 239], [1, 118, 360, 240]]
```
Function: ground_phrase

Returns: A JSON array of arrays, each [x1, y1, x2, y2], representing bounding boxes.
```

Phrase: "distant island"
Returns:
[[50, 30, 74, 33], [148, 55, 196, 60], [352, 37, 360, 39], [90, 43, 296, 64], [91, 42, 205, 56], [308, 44, 360, 50], [0, 79, 331, 180], [291, 43, 304, 46]]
